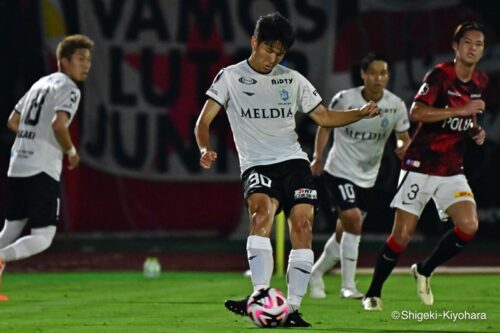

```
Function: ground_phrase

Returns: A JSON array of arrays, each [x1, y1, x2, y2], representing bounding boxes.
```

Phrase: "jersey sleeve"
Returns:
[[54, 82, 81, 119], [296, 73, 322, 114], [474, 70, 489, 91], [395, 99, 410, 132], [14, 91, 29, 113], [205, 69, 229, 107], [328, 91, 345, 109], [414, 67, 446, 106]]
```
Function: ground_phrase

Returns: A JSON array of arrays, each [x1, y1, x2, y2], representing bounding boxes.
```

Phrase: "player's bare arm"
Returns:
[[394, 131, 411, 160], [7, 111, 20, 134], [52, 111, 79, 170], [194, 99, 222, 169], [310, 126, 331, 176], [410, 100, 484, 123], [308, 101, 379, 128]]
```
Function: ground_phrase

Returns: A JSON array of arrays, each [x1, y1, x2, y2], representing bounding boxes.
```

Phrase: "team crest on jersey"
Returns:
[[380, 117, 389, 128], [238, 77, 257, 85], [294, 188, 317, 200], [279, 88, 289, 102], [418, 83, 429, 95]]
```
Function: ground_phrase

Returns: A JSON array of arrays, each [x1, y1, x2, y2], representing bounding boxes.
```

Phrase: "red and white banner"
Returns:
[[77, 0, 336, 181], [59, 0, 337, 232]]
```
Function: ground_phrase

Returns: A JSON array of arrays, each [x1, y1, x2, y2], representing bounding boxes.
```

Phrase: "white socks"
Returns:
[[247, 235, 273, 292], [310, 231, 361, 290], [246, 237, 315, 311], [311, 232, 340, 276], [287, 249, 314, 310], [340, 232, 361, 290], [0, 226, 56, 262]]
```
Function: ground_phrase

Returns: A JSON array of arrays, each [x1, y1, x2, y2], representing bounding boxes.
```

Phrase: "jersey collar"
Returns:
[[246, 59, 274, 75]]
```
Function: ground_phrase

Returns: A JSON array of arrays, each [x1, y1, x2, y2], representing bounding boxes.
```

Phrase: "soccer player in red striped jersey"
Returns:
[[363, 22, 488, 311]]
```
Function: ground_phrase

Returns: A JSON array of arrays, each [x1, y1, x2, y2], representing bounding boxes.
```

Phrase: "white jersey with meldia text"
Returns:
[[8, 72, 81, 181], [206, 60, 322, 174], [324, 86, 409, 188]]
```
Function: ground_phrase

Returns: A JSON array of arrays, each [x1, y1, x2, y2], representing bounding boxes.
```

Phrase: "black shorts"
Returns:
[[242, 159, 317, 216], [323, 172, 372, 211], [5, 172, 60, 227]]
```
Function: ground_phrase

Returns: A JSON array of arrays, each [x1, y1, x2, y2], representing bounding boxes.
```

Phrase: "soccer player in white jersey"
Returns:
[[308, 53, 411, 300], [0, 35, 93, 301], [194, 12, 379, 327]]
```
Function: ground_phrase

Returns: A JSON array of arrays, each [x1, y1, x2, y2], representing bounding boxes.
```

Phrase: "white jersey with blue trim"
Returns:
[[206, 60, 322, 174], [8, 72, 81, 181], [324, 86, 409, 188]]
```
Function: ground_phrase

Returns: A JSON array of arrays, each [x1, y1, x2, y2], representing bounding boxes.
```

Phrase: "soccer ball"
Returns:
[[247, 287, 289, 328]]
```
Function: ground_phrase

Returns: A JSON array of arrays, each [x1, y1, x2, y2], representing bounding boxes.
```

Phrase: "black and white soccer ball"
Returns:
[[246, 287, 289, 328]]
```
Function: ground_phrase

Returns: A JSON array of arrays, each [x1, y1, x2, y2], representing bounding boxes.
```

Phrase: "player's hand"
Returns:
[[68, 153, 80, 170], [200, 149, 217, 169], [310, 158, 323, 176], [470, 126, 486, 145], [359, 101, 380, 118], [393, 140, 408, 160], [458, 99, 485, 117]]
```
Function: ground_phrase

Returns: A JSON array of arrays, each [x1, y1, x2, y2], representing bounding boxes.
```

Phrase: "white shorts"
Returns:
[[390, 171, 475, 219]]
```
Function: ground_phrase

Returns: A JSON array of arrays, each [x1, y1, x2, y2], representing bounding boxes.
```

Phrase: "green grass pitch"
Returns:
[[0, 272, 498, 332]]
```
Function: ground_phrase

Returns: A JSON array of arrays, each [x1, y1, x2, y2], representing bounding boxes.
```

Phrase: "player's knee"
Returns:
[[339, 209, 363, 234], [290, 215, 312, 237], [250, 206, 274, 235], [456, 217, 478, 236], [341, 217, 362, 234], [391, 230, 412, 247], [31, 226, 56, 250]]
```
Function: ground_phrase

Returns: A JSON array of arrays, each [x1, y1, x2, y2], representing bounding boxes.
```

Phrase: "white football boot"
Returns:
[[362, 297, 383, 311], [410, 263, 434, 305], [340, 287, 365, 299]]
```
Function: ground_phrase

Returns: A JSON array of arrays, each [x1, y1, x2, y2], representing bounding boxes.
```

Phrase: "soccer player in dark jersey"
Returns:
[[362, 22, 488, 311]]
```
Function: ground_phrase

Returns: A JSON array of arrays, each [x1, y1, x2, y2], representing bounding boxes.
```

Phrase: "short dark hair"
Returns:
[[56, 34, 94, 61], [253, 12, 295, 51], [360, 52, 391, 72], [452, 21, 487, 47]]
